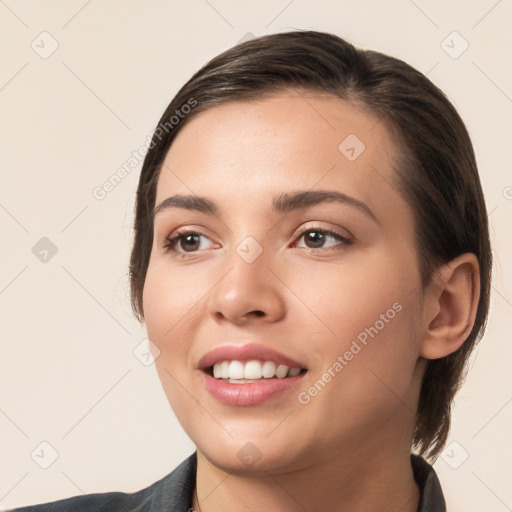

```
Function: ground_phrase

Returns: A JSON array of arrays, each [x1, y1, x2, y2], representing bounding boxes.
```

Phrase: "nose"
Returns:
[[207, 244, 286, 326]]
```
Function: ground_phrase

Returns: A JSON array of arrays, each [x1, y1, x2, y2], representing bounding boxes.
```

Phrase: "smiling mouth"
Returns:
[[205, 360, 307, 382]]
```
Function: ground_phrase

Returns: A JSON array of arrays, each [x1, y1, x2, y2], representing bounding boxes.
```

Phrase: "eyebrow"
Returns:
[[153, 190, 379, 224]]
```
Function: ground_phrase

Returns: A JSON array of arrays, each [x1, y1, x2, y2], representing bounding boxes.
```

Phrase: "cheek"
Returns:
[[293, 247, 420, 351], [295, 248, 422, 408], [142, 258, 206, 346], [295, 297, 421, 450], [142, 261, 207, 427]]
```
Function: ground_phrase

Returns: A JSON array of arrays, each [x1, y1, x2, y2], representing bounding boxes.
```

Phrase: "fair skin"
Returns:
[[142, 90, 480, 512]]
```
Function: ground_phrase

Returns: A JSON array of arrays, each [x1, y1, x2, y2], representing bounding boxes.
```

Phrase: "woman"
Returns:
[[12, 30, 491, 512]]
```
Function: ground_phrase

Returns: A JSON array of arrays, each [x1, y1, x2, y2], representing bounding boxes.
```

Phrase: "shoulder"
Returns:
[[9, 452, 197, 512]]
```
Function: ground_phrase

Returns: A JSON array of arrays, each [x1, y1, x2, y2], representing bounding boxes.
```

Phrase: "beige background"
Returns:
[[1, 1, 511, 510]]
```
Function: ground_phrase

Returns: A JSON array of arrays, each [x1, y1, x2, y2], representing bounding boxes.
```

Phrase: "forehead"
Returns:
[[156, 92, 408, 229]]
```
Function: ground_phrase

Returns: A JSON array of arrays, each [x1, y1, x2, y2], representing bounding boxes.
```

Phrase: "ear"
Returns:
[[420, 253, 480, 360]]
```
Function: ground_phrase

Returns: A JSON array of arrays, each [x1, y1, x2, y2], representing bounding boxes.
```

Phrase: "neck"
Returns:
[[193, 438, 420, 512]]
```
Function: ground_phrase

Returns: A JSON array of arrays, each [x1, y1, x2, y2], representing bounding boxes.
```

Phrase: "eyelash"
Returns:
[[162, 227, 352, 257]]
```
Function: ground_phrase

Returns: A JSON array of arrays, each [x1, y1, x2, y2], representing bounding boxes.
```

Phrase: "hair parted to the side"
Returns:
[[129, 30, 492, 461]]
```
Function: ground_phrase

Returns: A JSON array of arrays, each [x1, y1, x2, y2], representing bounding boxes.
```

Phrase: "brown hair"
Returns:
[[129, 30, 492, 460]]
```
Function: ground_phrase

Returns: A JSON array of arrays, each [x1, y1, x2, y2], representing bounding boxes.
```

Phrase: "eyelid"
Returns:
[[293, 222, 353, 241]]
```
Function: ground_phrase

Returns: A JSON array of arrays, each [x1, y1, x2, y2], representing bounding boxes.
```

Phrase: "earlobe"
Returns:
[[420, 253, 480, 360]]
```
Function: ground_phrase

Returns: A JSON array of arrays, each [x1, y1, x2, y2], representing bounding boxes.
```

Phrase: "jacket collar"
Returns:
[[411, 453, 446, 511]]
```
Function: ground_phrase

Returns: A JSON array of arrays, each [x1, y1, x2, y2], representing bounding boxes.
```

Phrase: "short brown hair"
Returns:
[[129, 30, 492, 460]]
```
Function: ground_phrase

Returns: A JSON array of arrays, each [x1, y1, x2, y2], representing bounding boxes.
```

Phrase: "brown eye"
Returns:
[[303, 230, 326, 249], [163, 231, 215, 254], [295, 228, 351, 251], [178, 233, 201, 252]]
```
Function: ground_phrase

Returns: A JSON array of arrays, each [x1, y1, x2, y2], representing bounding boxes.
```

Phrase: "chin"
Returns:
[[190, 423, 317, 477], [198, 441, 300, 476]]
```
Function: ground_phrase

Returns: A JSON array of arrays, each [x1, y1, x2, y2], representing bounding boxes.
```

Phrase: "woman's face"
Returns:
[[143, 91, 428, 473]]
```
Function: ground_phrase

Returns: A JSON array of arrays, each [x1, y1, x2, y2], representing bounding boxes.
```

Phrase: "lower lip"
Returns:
[[201, 371, 306, 406]]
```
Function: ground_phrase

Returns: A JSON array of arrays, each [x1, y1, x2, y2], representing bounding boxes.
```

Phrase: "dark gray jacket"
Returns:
[[9, 452, 446, 511]]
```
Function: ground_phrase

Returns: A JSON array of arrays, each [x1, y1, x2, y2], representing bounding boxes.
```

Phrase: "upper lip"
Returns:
[[198, 343, 307, 370]]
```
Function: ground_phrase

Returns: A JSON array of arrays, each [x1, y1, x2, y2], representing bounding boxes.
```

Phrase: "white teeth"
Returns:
[[220, 361, 230, 378], [275, 364, 289, 378], [228, 360, 244, 380], [211, 360, 303, 380], [262, 361, 276, 378], [244, 360, 262, 379]]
